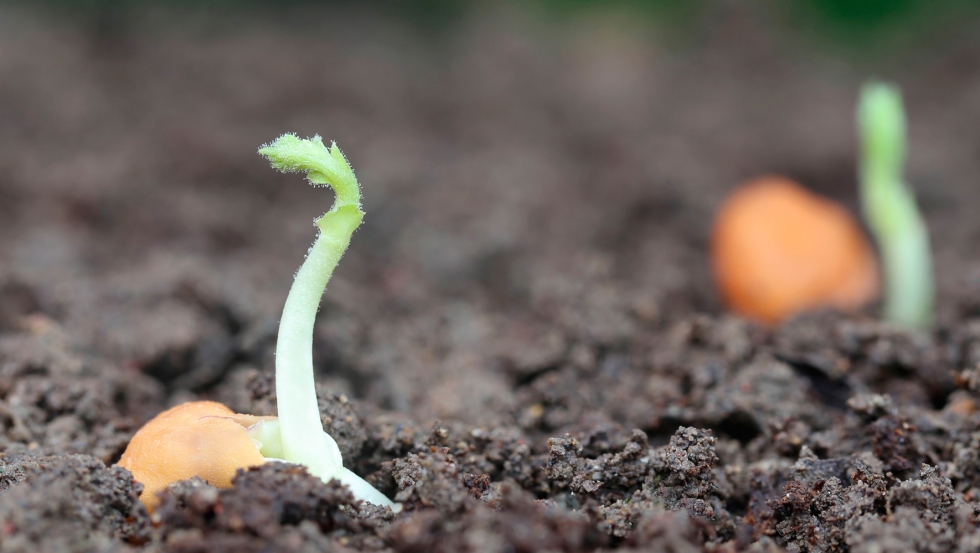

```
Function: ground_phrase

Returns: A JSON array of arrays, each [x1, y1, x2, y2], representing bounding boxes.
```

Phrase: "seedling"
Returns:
[[254, 134, 392, 506], [119, 135, 393, 510], [857, 82, 934, 329]]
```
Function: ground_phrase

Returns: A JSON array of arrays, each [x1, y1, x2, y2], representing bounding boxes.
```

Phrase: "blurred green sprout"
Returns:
[[857, 81, 934, 329]]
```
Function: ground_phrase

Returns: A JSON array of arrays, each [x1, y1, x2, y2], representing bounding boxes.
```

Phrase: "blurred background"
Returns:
[[3, 0, 980, 421]]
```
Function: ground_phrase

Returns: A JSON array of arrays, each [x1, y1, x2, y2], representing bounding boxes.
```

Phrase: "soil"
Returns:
[[3, 2, 980, 551]]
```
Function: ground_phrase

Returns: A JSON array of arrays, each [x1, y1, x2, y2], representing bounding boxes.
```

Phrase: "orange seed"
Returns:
[[711, 176, 879, 324], [118, 401, 271, 511]]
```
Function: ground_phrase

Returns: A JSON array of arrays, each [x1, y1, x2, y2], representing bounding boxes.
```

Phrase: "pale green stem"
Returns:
[[258, 134, 394, 507], [857, 82, 934, 329], [275, 206, 361, 474]]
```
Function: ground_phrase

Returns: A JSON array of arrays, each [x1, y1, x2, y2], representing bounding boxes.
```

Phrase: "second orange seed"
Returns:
[[711, 176, 879, 324]]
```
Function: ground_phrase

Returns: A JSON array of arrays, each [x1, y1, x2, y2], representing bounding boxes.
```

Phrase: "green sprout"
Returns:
[[251, 134, 394, 508], [857, 81, 934, 329]]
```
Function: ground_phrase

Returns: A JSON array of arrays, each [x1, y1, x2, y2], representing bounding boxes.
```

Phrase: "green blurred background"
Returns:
[[9, 0, 980, 58]]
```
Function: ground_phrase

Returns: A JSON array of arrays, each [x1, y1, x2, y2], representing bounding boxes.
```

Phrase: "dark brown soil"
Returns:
[[3, 2, 980, 551]]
